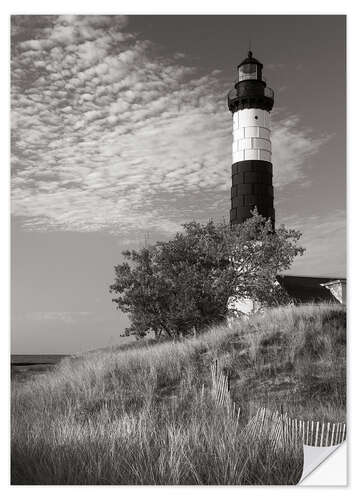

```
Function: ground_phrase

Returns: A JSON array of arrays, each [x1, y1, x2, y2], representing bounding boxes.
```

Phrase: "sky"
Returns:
[[11, 15, 346, 354]]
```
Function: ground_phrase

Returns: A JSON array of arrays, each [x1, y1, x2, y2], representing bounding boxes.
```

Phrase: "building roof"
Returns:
[[277, 275, 346, 303]]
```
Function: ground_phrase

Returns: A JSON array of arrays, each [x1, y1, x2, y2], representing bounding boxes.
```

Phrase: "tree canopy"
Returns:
[[110, 211, 305, 338]]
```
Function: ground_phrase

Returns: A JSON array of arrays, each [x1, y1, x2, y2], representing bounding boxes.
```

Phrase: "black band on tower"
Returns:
[[230, 160, 275, 227]]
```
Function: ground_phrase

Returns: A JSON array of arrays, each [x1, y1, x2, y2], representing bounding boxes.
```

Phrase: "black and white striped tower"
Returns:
[[228, 51, 275, 227]]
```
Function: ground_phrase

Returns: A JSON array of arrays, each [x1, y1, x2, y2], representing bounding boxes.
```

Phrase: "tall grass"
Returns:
[[11, 303, 345, 485]]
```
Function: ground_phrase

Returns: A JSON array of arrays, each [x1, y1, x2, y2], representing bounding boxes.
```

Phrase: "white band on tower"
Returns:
[[232, 108, 272, 164]]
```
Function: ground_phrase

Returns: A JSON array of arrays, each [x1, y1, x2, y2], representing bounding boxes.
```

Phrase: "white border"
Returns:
[[2, 1, 355, 498]]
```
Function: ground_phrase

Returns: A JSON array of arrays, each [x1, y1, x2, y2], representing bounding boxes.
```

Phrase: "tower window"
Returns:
[[255, 116, 258, 120]]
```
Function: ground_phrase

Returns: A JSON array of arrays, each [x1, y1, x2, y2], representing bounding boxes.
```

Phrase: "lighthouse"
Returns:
[[226, 52, 346, 316], [228, 51, 275, 227]]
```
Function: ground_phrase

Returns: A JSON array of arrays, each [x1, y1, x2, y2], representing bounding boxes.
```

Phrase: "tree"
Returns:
[[110, 210, 305, 338]]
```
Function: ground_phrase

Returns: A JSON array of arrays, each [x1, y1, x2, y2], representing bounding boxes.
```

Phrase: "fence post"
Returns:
[[331, 423, 336, 446]]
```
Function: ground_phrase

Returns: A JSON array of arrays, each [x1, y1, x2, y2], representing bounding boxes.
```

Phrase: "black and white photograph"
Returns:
[[10, 13, 346, 485]]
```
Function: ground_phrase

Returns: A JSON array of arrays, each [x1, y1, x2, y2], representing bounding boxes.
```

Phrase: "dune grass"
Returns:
[[11, 303, 346, 485]]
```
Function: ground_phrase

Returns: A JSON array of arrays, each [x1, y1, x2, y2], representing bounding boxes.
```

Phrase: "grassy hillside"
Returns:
[[11, 303, 346, 485]]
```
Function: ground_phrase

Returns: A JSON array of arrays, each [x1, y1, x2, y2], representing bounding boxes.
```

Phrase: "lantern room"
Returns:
[[238, 51, 263, 82]]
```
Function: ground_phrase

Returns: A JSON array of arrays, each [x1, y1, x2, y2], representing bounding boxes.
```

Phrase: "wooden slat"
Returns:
[[325, 422, 330, 447], [320, 422, 325, 447], [331, 423, 336, 446]]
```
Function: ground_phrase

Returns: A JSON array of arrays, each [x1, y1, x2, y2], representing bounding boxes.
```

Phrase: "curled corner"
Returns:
[[299, 441, 347, 485]]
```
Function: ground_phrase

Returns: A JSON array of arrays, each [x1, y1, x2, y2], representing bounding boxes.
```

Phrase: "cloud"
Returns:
[[11, 15, 327, 236], [272, 115, 329, 187], [24, 311, 92, 324]]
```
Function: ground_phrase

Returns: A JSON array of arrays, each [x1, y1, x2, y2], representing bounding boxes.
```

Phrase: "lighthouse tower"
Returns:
[[228, 51, 275, 227]]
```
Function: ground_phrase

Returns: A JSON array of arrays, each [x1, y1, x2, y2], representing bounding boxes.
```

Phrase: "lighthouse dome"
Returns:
[[238, 50, 263, 67]]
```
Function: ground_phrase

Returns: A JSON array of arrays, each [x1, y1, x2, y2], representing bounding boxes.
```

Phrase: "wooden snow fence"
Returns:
[[210, 359, 240, 421], [242, 407, 347, 450], [209, 360, 346, 448]]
